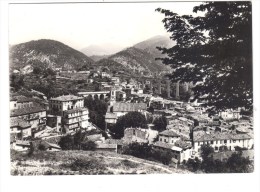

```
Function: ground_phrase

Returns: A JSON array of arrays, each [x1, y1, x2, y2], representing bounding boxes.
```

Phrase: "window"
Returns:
[[164, 139, 166, 142], [14, 103, 16, 107], [224, 140, 227, 144], [211, 141, 213, 144], [198, 142, 200, 146], [160, 138, 162, 141], [233, 140, 236, 143], [133, 130, 136, 135], [216, 140, 218, 144], [215, 146, 218, 151]]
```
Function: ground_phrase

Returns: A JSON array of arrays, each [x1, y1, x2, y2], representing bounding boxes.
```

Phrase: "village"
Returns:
[[10, 66, 254, 170]]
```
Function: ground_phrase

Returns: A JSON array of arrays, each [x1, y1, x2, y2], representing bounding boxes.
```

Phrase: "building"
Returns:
[[193, 131, 253, 153], [158, 129, 181, 144], [49, 95, 84, 116], [10, 105, 46, 128], [10, 95, 34, 110], [153, 140, 192, 163], [123, 127, 158, 144], [219, 109, 241, 120], [105, 113, 117, 124], [62, 108, 90, 133], [11, 140, 31, 151], [111, 102, 147, 118], [10, 117, 32, 140]]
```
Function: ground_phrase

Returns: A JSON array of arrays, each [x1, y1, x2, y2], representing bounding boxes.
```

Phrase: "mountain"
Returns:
[[95, 58, 134, 75], [81, 43, 124, 56], [107, 47, 168, 74], [90, 55, 110, 62], [9, 39, 94, 73], [133, 35, 175, 58]]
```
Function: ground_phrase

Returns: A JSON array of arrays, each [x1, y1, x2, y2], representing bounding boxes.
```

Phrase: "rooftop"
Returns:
[[193, 131, 252, 142], [96, 143, 117, 149], [50, 94, 83, 101], [63, 107, 88, 114], [105, 113, 117, 119], [10, 95, 35, 103], [112, 102, 147, 112], [10, 117, 31, 129], [10, 105, 46, 117], [159, 130, 180, 137]]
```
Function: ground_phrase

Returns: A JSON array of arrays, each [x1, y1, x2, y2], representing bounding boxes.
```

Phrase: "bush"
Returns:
[[81, 141, 97, 151], [38, 144, 46, 151], [186, 157, 202, 172]]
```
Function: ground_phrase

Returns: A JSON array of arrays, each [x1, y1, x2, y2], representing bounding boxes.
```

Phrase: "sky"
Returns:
[[9, 2, 201, 51]]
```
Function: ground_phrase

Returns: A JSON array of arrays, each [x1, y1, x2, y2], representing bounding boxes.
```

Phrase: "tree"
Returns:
[[226, 152, 252, 173], [111, 112, 148, 138], [153, 115, 167, 132], [200, 144, 214, 161], [156, 2, 252, 111]]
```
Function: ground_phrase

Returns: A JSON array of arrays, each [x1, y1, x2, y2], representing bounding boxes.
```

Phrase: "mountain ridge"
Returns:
[[10, 39, 94, 73]]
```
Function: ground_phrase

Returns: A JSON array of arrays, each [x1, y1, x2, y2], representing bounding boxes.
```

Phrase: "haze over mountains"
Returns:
[[9, 35, 174, 75]]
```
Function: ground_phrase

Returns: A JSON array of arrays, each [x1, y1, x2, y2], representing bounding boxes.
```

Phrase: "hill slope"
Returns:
[[11, 150, 191, 175], [108, 47, 168, 74], [9, 39, 94, 73], [133, 35, 175, 59]]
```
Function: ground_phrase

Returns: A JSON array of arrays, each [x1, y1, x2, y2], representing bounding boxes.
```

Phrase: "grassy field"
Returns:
[[10, 150, 191, 175]]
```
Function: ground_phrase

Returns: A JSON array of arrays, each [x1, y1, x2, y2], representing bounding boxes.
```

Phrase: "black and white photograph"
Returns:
[[1, 0, 260, 191]]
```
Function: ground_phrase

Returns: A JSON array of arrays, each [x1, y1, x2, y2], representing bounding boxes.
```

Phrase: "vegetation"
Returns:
[[10, 150, 190, 175], [110, 112, 148, 138], [184, 145, 253, 173], [156, 2, 252, 111], [58, 130, 97, 151], [84, 95, 108, 130], [122, 142, 174, 165], [152, 115, 167, 132], [10, 73, 24, 91]]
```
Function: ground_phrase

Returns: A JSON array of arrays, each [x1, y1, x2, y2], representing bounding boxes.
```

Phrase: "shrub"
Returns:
[[81, 141, 97, 151], [38, 144, 46, 151]]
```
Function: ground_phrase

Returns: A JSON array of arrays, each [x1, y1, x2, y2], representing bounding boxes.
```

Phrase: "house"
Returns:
[[104, 139, 124, 152], [49, 95, 84, 116], [167, 124, 191, 140], [95, 143, 117, 152], [46, 115, 62, 132], [10, 117, 32, 140], [219, 109, 241, 120], [111, 102, 147, 118], [105, 113, 117, 124], [193, 131, 253, 153], [10, 95, 34, 110], [123, 127, 158, 144], [10, 104, 46, 128], [153, 140, 193, 163], [62, 108, 90, 133], [158, 130, 181, 144], [12, 140, 31, 151]]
